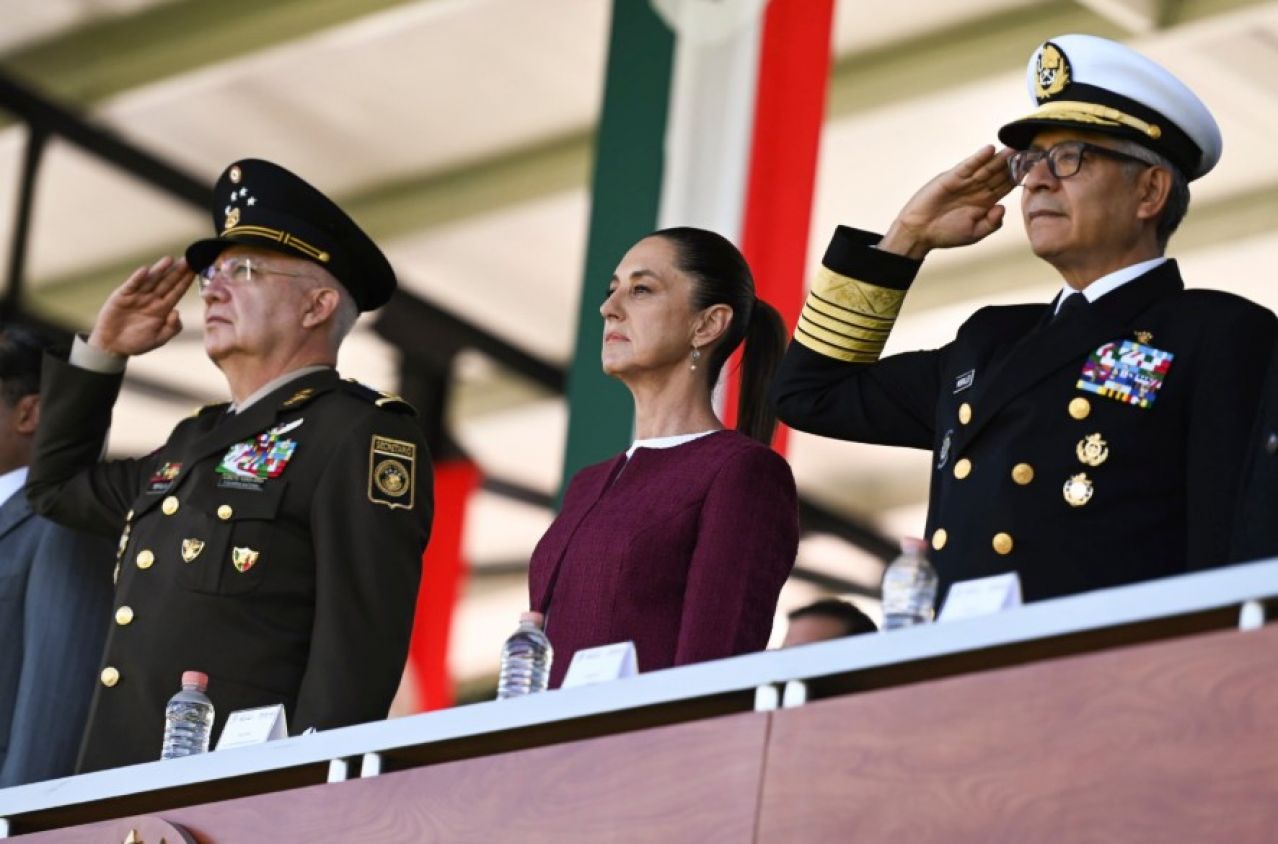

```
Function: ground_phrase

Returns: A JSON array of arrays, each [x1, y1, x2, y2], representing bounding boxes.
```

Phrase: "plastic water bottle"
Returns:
[[496, 612, 553, 699], [161, 671, 215, 759], [880, 537, 938, 630]]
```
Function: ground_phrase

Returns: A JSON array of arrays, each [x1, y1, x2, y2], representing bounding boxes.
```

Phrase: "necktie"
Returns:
[[1053, 292, 1089, 323]]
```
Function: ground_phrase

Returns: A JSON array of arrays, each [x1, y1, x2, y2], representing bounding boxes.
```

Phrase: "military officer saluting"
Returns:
[[27, 160, 433, 772], [772, 34, 1276, 604]]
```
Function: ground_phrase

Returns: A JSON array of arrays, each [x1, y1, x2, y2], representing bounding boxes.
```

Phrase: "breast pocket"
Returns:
[[180, 482, 288, 597]]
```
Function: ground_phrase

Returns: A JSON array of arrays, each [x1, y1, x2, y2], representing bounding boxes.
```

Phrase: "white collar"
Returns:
[[230, 365, 332, 414], [0, 466, 29, 507], [1055, 257, 1167, 314], [625, 430, 718, 459]]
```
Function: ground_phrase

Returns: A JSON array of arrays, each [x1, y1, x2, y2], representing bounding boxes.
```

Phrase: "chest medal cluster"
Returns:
[[1076, 338, 1173, 409], [216, 419, 303, 490], [1061, 333, 1162, 507]]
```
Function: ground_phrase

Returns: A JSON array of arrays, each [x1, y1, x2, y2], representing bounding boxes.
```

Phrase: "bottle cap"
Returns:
[[519, 611, 545, 628], [181, 670, 209, 690], [899, 536, 928, 555]]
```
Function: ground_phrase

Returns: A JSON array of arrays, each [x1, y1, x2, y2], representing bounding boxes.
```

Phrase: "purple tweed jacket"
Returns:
[[529, 429, 798, 688]]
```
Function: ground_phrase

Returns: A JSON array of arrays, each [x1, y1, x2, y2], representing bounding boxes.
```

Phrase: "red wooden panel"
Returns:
[[759, 625, 1278, 843], [20, 711, 769, 843]]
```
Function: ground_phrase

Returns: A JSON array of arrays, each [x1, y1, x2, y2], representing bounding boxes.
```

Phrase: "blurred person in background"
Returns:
[[781, 597, 877, 647], [26, 159, 432, 773], [529, 227, 798, 688], [772, 35, 1276, 607], [0, 325, 113, 787]]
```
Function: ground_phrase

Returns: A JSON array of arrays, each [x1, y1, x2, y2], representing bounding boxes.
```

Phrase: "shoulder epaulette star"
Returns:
[[341, 378, 416, 416]]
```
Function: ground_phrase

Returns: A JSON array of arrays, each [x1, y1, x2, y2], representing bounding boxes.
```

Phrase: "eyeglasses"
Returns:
[[197, 256, 311, 294], [1008, 141, 1153, 185]]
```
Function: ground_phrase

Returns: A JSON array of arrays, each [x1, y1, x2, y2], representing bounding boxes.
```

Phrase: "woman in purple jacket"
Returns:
[[529, 227, 799, 688]]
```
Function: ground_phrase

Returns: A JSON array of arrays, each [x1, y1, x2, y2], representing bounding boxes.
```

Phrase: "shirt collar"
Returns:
[[1055, 256, 1167, 313], [229, 365, 332, 414], [0, 466, 29, 507]]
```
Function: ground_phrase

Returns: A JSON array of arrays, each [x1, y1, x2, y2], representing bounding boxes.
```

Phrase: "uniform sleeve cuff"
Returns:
[[70, 335, 127, 374], [822, 226, 921, 292]]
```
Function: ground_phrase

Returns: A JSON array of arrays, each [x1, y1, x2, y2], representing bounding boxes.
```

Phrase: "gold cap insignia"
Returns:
[[369, 435, 417, 510], [181, 538, 205, 563], [224, 206, 241, 231], [1076, 433, 1109, 467], [232, 546, 260, 573], [1034, 42, 1071, 100], [229, 164, 242, 184], [1135, 330, 1153, 344], [1063, 473, 1095, 507]]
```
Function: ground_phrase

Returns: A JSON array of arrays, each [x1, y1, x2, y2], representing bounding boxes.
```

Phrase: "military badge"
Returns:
[[1063, 473, 1094, 507], [369, 435, 417, 510], [181, 538, 205, 563], [1076, 433, 1109, 467], [216, 419, 302, 488], [1034, 41, 1071, 100], [232, 546, 260, 573], [937, 428, 954, 470], [282, 388, 314, 408], [147, 462, 182, 493], [953, 369, 975, 394], [1076, 340, 1173, 409]]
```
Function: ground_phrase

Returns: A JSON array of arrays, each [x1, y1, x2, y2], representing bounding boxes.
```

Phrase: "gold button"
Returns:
[[1068, 397, 1091, 420], [161, 496, 179, 516], [931, 528, 948, 551], [115, 606, 134, 626], [136, 549, 155, 570], [953, 458, 972, 480], [958, 403, 972, 425], [100, 666, 120, 687], [992, 532, 1014, 555], [217, 505, 233, 521], [1011, 463, 1035, 485]]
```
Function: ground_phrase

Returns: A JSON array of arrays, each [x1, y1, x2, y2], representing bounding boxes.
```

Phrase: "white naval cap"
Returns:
[[998, 34, 1221, 180]]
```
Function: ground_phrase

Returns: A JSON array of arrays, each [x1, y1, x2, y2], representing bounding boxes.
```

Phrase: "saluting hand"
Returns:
[[87, 256, 194, 358], [878, 145, 1016, 260]]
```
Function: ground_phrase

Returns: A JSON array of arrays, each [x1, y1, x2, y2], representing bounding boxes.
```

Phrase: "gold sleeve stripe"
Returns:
[[797, 316, 889, 354], [792, 265, 906, 361], [809, 266, 907, 319], [803, 299, 891, 335], [801, 306, 891, 343], [809, 291, 896, 329], [795, 325, 883, 363]]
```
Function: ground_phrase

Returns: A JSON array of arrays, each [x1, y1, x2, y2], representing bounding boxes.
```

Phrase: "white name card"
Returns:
[[215, 704, 288, 750], [561, 641, 639, 689], [939, 572, 1023, 622]]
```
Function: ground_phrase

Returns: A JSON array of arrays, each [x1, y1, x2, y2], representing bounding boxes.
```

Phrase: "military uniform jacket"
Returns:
[[772, 226, 1277, 604], [27, 358, 432, 773]]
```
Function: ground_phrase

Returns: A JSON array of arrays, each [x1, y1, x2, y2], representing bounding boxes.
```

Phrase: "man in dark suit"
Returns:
[[26, 160, 433, 772], [0, 326, 113, 786], [772, 34, 1276, 606]]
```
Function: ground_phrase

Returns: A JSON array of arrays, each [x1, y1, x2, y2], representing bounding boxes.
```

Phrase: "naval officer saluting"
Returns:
[[27, 159, 433, 772], [772, 34, 1276, 604]]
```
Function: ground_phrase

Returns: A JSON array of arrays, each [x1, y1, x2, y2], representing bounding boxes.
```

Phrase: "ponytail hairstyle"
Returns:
[[652, 227, 787, 444]]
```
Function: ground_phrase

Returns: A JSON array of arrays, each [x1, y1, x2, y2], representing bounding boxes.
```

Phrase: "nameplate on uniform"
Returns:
[[562, 641, 638, 689], [938, 572, 1023, 622], [1076, 340, 1173, 409], [215, 704, 289, 750]]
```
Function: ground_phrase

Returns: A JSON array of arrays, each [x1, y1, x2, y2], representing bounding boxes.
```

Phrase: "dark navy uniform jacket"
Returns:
[[773, 226, 1276, 604], [27, 357, 431, 773]]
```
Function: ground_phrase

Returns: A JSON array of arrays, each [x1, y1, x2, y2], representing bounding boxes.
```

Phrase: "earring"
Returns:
[[690, 347, 702, 371]]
